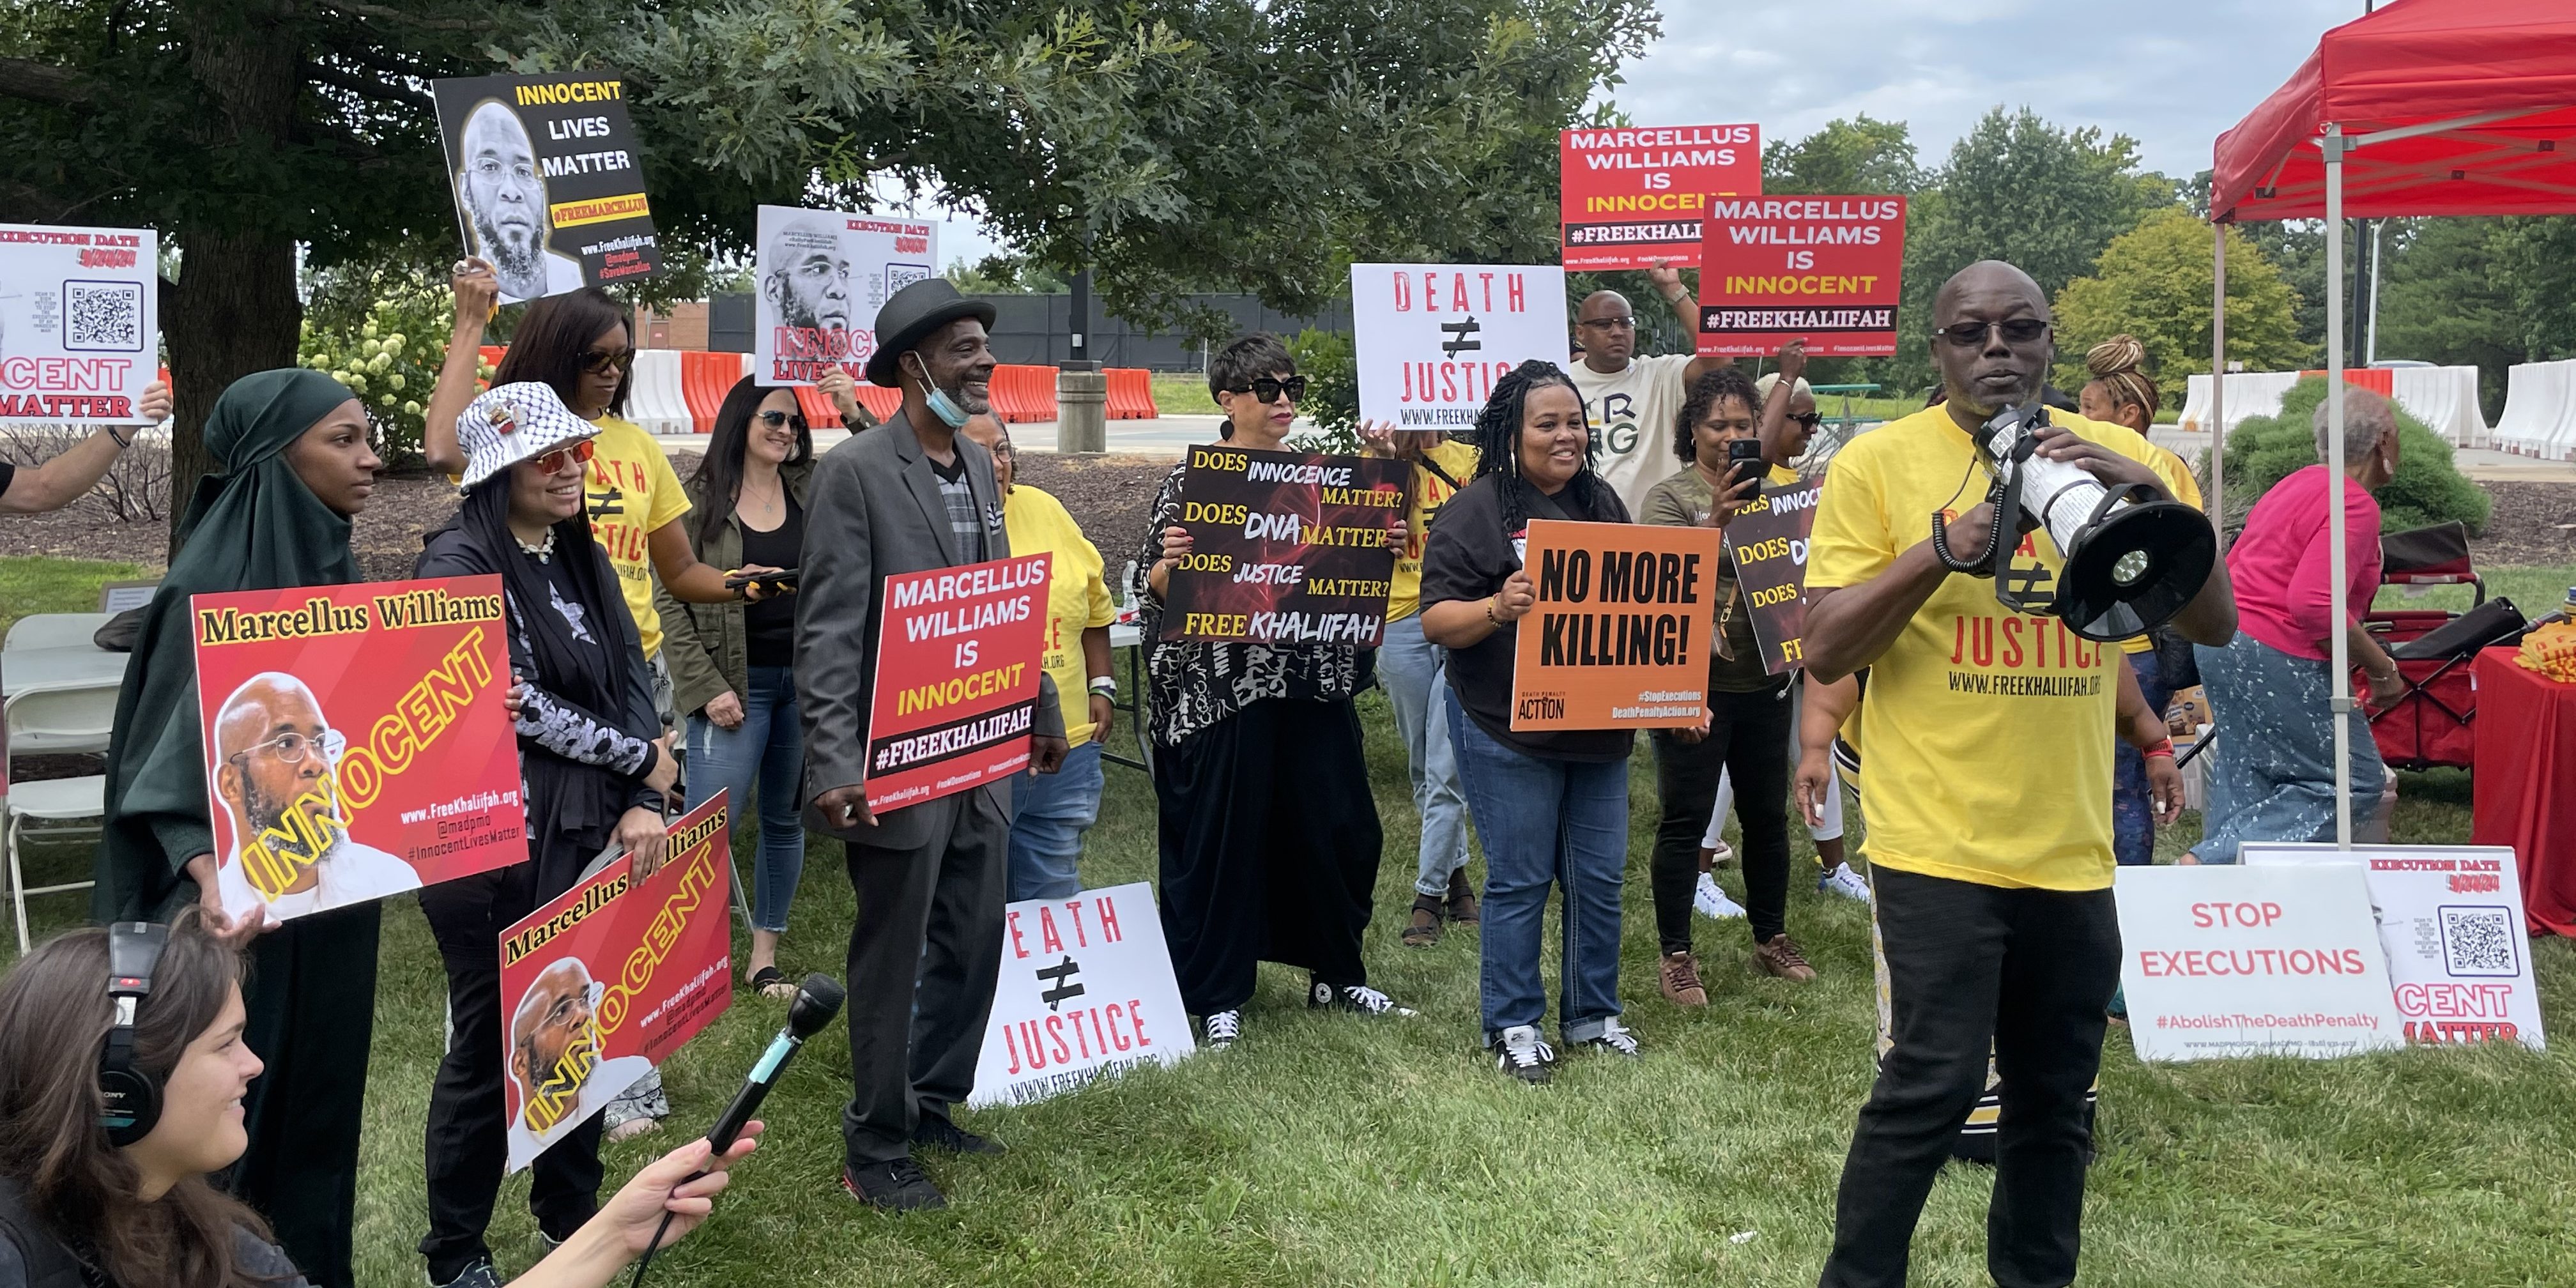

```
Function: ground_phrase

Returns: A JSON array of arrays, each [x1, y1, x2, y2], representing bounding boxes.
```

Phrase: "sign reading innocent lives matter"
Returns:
[[1350, 264, 1569, 429], [2243, 843, 2546, 1050], [969, 882, 1193, 1108], [1510, 519, 1719, 731], [752, 204, 937, 386], [1161, 445, 1406, 645], [2114, 864, 2406, 1062], [496, 793, 733, 1172], [431, 71, 661, 305], [1696, 196, 1907, 357], [0, 222, 159, 425], [189, 577, 526, 925], [865, 554, 1052, 814], [1556, 123, 1761, 271], [1722, 478, 1822, 675]]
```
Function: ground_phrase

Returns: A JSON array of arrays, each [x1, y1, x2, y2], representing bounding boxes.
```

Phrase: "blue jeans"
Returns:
[[1008, 739, 1105, 901], [1445, 689, 1627, 1043], [2111, 647, 2172, 866], [684, 665, 806, 933], [1379, 613, 1473, 895], [2192, 631, 2386, 864]]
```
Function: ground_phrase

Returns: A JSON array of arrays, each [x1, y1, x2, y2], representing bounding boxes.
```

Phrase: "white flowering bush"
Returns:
[[299, 295, 492, 467]]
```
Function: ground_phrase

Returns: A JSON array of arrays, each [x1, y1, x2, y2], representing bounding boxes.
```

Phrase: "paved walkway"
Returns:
[[2147, 427, 2576, 482], [654, 414, 1230, 458]]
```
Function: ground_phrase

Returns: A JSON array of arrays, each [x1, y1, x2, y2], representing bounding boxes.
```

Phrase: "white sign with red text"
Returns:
[[2242, 843, 2545, 1050], [0, 223, 160, 424], [2115, 864, 2405, 1062], [968, 882, 1193, 1108], [752, 204, 937, 386], [1350, 263, 1568, 431]]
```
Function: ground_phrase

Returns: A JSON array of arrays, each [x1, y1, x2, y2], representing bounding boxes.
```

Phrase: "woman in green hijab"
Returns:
[[93, 367, 385, 1288]]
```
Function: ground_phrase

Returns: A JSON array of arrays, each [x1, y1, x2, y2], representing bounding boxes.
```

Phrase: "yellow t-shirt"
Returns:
[[1002, 484, 1117, 747], [581, 415, 691, 659], [1386, 441, 1482, 621], [2118, 443, 2204, 655], [1807, 406, 2173, 892]]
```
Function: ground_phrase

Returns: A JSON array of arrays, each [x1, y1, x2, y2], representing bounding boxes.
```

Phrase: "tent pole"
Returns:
[[2211, 221, 2228, 548], [2324, 124, 2354, 850]]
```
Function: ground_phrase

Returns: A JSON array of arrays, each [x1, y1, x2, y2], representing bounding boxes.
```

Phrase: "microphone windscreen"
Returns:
[[788, 973, 846, 1038]]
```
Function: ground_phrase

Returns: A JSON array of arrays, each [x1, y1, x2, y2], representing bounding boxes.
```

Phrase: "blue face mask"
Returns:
[[911, 356, 970, 429]]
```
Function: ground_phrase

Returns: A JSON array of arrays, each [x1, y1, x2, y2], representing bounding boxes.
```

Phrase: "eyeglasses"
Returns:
[[227, 728, 346, 767], [579, 348, 635, 374], [755, 410, 809, 433], [1225, 375, 1307, 404], [1577, 315, 1638, 332], [1929, 319, 2050, 348], [1789, 411, 1825, 431], [531, 439, 596, 475]]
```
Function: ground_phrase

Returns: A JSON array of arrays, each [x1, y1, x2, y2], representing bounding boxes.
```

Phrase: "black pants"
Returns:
[[1650, 681, 1795, 951], [420, 866, 606, 1280], [1821, 866, 2121, 1288], [1154, 696, 1382, 1016], [842, 788, 1009, 1167], [223, 900, 379, 1288]]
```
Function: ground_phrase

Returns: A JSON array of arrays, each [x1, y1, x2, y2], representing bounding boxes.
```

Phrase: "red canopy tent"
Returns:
[[2207, 0, 2576, 845]]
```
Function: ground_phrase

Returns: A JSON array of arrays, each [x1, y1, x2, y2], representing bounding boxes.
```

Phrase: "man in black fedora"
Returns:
[[797, 277, 1069, 1210]]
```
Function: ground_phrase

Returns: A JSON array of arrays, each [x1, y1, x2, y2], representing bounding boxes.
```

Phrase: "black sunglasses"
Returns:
[[756, 409, 809, 433], [1929, 319, 2050, 348], [1788, 411, 1824, 431], [1225, 375, 1307, 404], [579, 348, 636, 374]]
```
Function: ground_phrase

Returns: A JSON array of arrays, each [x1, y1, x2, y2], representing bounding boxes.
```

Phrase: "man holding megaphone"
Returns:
[[1798, 261, 2234, 1288]]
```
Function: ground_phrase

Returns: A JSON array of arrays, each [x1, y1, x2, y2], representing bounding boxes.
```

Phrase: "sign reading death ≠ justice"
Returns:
[[1696, 196, 1906, 356], [752, 204, 937, 385], [1510, 519, 1720, 731], [1351, 264, 1569, 429], [497, 793, 733, 1171], [866, 554, 1052, 814], [1161, 445, 1406, 646], [190, 577, 526, 924], [1557, 123, 1760, 270], [1724, 478, 1823, 675], [0, 222, 160, 424], [431, 72, 661, 303], [970, 882, 1193, 1108]]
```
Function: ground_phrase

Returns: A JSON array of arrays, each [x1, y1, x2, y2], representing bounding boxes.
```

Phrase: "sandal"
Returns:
[[1401, 895, 1445, 947], [747, 965, 797, 999]]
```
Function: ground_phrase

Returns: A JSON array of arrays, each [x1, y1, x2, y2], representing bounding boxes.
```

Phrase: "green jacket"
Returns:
[[654, 458, 815, 717]]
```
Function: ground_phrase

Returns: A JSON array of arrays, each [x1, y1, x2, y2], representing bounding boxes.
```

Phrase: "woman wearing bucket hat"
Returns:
[[91, 367, 385, 1287], [411, 381, 677, 1288]]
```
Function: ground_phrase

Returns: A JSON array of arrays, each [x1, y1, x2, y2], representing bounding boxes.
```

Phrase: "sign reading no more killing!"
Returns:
[[1696, 196, 1907, 356], [1510, 519, 1720, 731], [190, 577, 527, 924], [1349, 264, 1570, 429], [431, 72, 661, 304], [1724, 479, 1822, 675], [1557, 123, 1761, 270], [753, 204, 938, 386], [969, 882, 1193, 1108], [0, 222, 159, 424], [1161, 445, 1406, 645], [865, 554, 1052, 814]]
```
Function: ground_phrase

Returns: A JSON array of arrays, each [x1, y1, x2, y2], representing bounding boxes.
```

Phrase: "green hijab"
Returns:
[[93, 369, 364, 921]]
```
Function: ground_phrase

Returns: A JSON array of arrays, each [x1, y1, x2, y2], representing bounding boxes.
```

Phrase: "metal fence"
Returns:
[[705, 292, 1351, 372]]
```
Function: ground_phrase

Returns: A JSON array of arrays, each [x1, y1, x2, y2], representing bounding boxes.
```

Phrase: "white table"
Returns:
[[1, 645, 128, 700]]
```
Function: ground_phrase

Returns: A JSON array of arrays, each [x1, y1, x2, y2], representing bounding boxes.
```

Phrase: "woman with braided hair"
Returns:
[[1420, 359, 1639, 1084], [2077, 334, 2162, 433]]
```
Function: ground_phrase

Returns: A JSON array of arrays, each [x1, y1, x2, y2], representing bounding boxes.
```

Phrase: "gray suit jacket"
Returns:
[[794, 418, 1066, 850]]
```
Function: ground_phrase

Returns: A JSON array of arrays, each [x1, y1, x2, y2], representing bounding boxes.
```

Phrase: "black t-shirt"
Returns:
[[1418, 473, 1634, 762], [739, 494, 803, 669], [0, 460, 17, 503]]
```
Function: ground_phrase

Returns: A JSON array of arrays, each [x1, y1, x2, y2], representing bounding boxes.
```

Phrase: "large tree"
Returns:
[[1761, 114, 1922, 197], [2051, 206, 2309, 410], [2373, 217, 2522, 418]]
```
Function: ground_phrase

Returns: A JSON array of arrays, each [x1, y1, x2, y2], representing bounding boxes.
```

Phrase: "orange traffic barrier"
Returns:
[[989, 364, 1057, 423], [1105, 367, 1158, 419], [478, 344, 507, 372], [792, 384, 841, 430], [2301, 367, 2396, 397], [679, 350, 740, 434], [853, 382, 903, 422]]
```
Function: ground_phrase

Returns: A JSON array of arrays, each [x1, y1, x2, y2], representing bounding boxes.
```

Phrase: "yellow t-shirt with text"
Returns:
[[1002, 484, 1117, 747], [1387, 441, 1481, 621], [1806, 406, 2174, 892], [582, 415, 692, 659]]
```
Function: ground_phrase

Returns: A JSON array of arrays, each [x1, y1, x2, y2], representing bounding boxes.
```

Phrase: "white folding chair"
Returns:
[[5, 683, 116, 953], [4, 613, 112, 652]]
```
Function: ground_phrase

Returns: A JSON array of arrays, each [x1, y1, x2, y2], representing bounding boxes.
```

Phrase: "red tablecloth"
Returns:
[[2471, 647, 2576, 936]]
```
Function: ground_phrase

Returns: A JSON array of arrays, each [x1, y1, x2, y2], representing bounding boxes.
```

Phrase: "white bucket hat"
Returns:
[[456, 381, 597, 489]]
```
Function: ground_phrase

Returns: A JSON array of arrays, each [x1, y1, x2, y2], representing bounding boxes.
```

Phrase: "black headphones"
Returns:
[[98, 921, 169, 1148]]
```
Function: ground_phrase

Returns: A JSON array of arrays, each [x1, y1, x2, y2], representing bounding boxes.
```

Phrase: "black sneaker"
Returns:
[[1491, 1024, 1556, 1085], [427, 1259, 503, 1288], [843, 1157, 947, 1211], [1307, 978, 1417, 1016], [912, 1117, 1006, 1155]]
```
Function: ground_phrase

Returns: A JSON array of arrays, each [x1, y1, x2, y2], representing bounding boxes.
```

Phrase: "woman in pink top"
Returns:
[[2188, 389, 2409, 863]]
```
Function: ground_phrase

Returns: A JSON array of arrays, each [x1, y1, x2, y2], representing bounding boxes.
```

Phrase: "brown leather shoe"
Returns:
[[1753, 934, 1818, 983], [1402, 894, 1445, 947], [1445, 868, 1479, 925], [1658, 950, 1708, 1007]]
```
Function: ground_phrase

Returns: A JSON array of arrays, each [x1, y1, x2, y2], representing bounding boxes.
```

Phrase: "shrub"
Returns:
[[2200, 376, 2491, 535], [1284, 328, 1360, 454], [297, 293, 491, 469]]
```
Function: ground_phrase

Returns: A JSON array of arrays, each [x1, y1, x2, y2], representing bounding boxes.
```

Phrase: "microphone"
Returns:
[[705, 972, 845, 1153]]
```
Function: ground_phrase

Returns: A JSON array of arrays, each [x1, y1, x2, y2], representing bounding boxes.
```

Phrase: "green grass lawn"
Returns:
[[7, 555, 2576, 1286], [0, 555, 150, 635], [1149, 372, 1221, 417]]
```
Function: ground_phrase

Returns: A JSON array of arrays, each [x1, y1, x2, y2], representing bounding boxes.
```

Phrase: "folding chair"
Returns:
[[6, 683, 116, 954], [4, 613, 112, 652]]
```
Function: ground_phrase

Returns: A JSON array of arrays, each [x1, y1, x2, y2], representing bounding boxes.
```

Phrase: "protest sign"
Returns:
[[496, 793, 733, 1171], [969, 882, 1193, 1108], [1510, 519, 1719, 731], [2115, 864, 2405, 1062], [189, 577, 525, 924], [752, 206, 938, 385], [1695, 196, 1906, 356], [0, 223, 158, 424], [2243, 843, 2546, 1049], [1558, 123, 1760, 270], [431, 72, 660, 304], [1351, 264, 1569, 429], [1723, 477, 1822, 674], [1160, 444, 1406, 645], [866, 553, 1052, 813]]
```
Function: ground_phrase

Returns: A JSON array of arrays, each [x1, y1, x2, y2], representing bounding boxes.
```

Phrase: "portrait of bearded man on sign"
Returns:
[[455, 100, 586, 304], [762, 215, 857, 358], [505, 957, 653, 1167], [210, 671, 420, 922]]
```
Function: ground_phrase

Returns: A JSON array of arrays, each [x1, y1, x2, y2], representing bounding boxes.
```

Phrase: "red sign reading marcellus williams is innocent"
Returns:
[[864, 553, 1052, 814], [1695, 195, 1908, 357], [1558, 124, 1761, 271]]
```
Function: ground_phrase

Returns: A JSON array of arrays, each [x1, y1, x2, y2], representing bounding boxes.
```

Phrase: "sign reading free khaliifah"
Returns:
[[865, 554, 1052, 814], [1558, 124, 1760, 270], [1161, 444, 1406, 646], [1696, 196, 1907, 356], [1510, 519, 1719, 731]]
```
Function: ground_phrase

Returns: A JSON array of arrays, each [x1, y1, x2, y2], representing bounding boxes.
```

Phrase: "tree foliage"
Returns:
[[2051, 207, 2309, 413], [2372, 217, 2522, 418], [1761, 114, 1922, 197], [2205, 377, 2490, 536]]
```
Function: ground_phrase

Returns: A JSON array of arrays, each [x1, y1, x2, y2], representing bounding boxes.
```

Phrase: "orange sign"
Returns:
[[1510, 519, 1720, 730]]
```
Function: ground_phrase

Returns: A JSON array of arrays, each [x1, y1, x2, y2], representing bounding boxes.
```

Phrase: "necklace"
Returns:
[[515, 527, 556, 563], [742, 475, 783, 510]]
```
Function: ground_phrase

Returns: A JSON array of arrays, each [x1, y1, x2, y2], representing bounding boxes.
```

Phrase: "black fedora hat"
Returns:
[[864, 278, 999, 387]]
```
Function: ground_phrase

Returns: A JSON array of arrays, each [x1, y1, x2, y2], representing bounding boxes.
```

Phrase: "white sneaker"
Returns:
[[1580, 1017, 1643, 1059], [1492, 1024, 1556, 1084], [1694, 872, 1747, 919], [1202, 1009, 1243, 1050], [1817, 862, 1873, 903]]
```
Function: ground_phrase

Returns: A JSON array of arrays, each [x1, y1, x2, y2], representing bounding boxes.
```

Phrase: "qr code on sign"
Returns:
[[2437, 905, 2518, 977], [64, 280, 144, 352]]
